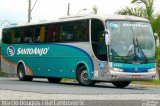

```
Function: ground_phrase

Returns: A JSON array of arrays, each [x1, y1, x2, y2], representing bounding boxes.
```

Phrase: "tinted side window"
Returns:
[[24, 28, 33, 43], [34, 27, 40, 42], [91, 19, 106, 60], [45, 24, 60, 42], [60, 20, 89, 42], [13, 27, 34, 44], [2, 29, 12, 44], [74, 20, 89, 41], [13, 29, 20, 44]]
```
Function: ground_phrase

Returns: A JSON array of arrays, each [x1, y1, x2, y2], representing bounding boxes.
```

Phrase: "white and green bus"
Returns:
[[1, 15, 156, 88]]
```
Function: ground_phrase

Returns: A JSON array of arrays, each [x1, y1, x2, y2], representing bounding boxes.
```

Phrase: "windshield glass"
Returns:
[[106, 20, 155, 64]]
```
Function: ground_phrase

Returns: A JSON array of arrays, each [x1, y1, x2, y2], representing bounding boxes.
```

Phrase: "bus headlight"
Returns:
[[111, 68, 124, 72], [148, 68, 156, 72]]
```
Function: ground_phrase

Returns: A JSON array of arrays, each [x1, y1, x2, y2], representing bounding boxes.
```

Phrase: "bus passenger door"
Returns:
[[96, 32, 109, 80], [91, 19, 109, 80], [98, 32, 107, 61]]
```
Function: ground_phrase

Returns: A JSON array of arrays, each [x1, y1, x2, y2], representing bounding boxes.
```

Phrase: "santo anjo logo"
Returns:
[[7, 46, 15, 56]]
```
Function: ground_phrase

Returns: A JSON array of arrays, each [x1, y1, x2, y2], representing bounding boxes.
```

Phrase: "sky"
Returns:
[[0, 0, 160, 37]]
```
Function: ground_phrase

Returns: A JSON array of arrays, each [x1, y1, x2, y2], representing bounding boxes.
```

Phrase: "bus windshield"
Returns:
[[106, 20, 155, 64]]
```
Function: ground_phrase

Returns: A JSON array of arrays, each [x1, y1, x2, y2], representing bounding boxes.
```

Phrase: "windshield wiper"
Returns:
[[131, 37, 148, 63], [136, 38, 148, 63], [132, 38, 137, 61]]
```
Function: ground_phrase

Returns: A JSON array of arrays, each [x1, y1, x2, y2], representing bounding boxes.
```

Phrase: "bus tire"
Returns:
[[111, 81, 131, 88], [77, 66, 95, 86], [17, 64, 33, 81], [48, 78, 62, 83]]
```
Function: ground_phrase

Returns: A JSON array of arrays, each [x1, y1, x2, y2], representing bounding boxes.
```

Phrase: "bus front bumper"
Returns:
[[108, 71, 157, 81]]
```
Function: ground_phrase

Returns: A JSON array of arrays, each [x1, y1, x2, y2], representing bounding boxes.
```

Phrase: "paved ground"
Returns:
[[0, 77, 160, 106], [0, 77, 160, 94], [0, 89, 160, 100]]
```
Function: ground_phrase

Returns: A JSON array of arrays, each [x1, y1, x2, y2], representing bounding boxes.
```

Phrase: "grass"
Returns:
[[62, 78, 160, 86], [61, 78, 77, 83], [132, 80, 160, 86], [156, 48, 160, 61], [62, 79, 160, 86]]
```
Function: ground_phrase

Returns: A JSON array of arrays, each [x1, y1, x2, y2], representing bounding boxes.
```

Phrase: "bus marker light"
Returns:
[[47, 69, 50, 72], [86, 62, 90, 64], [92, 54, 95, 58], [71, 70, 74, 73], [148, 68, 156, 72]]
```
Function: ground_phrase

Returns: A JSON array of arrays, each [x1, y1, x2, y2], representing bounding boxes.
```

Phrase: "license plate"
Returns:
[[132, 75, 140, 78]]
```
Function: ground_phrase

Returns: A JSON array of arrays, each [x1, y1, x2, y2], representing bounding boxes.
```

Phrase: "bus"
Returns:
[[1, 15, 156, 88]]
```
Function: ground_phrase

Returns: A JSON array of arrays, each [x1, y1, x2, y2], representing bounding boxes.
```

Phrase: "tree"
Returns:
[[116, 0, 160, 37], [116, 7, 146, 17], [92, 5, 98, 14], [152, 14, 160, 35], [132, 0, 154, 21]]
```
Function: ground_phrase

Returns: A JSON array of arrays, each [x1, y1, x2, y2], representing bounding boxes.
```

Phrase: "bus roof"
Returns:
[[59, 14, 148, 21], [4, 14, 149, 29]]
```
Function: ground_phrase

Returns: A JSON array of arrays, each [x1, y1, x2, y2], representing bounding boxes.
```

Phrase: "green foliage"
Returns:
[[116, 0, 160, 37], [132, 80, 160, 85], [116, 7, 146, 17], [117, 0, 155, 21], [61, 78, 77, 83], [151, 14, 160, 36], [131, 0, 154, 21], [156, 48, 160, 60]]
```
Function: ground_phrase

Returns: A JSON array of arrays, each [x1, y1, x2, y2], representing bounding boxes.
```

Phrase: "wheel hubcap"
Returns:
[[81, 70, 88, 81]]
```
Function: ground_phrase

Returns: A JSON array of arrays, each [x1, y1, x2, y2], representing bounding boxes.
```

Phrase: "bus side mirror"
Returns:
[[105, 30, 110, 45], [154, 33, 159, 47]]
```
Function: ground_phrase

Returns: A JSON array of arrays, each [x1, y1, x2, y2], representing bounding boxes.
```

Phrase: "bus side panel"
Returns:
[[1, 44, 34, 75], [1, 54, 17, 75], [1, 44, 16, 74], [37, 43, 94, 79], [1, 43, 94, 79]]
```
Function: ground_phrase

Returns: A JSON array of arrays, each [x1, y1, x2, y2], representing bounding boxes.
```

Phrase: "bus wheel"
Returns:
[[48, 78, 62, 83], [111, 81, 131, 88], [17, 64, 33, 81], [77, 66, 95, 86]]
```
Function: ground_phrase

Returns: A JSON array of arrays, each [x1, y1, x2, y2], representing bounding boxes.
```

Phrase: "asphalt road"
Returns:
[[0, 77, 160, 94]]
